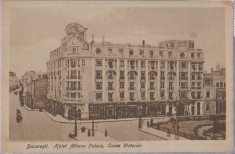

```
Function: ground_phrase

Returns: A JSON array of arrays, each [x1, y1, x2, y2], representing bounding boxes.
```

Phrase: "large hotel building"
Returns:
[[47, 23, 209, 120]]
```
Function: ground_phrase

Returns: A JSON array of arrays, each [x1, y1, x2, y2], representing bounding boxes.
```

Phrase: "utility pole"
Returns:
[[74, 106, 77, 136], [92, 119, 94, 137]]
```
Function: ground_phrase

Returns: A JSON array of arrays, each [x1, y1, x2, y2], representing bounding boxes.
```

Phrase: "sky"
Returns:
[[9, 6, 225, 77]]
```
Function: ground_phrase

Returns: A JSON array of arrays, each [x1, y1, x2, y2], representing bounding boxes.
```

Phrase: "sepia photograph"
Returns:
[[2, 1, 233, 153]]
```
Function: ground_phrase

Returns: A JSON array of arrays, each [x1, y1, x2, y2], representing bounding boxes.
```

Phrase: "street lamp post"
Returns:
[[74, 106, 77, 136]]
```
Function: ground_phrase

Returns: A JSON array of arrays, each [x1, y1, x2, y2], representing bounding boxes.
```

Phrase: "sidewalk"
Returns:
[[139, 126, 189, 140], [24, 104, 39, 111], [70, 128, 115, 141], [43, 110, 170, 124]]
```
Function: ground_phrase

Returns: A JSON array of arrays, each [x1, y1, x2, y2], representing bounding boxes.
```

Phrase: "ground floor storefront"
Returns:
[[44, 99, 224, 120], [45, 99, 89, 120]]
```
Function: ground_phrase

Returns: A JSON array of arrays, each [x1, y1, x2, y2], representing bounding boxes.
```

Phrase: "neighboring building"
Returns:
[[47, 23, 205, 120], [203, 64, 226, 115], [25, 73, 48, 109], [9, 71, 19, 92]]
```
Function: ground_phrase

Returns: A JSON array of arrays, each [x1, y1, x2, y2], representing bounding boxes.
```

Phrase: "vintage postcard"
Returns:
[[1, 1, 234, 153]]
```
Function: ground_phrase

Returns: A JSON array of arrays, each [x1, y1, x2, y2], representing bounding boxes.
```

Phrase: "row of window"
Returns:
[[95, 48, 202, 59], [95, 59, 203, 70]]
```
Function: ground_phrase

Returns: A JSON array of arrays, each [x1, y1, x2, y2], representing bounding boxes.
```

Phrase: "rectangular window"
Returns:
[[159, 51, 163, 57], [108, 93, 113, 101], [130, 82, 135, 90], [71, 70, 77, 79], [141, 71, 145, 79], [96, 59, 102, 66], [191, 53, 194, 58], [120, 71, 125, 79], [150, 82, 155, 90], [71, 82, 76, 90], [160, 61, 165, 68], [140, 50, 144, 56], [120, 92, 124, 99], [141, 61, 145, 67], [161, 72, 165, 80], [161, 82, 164, 88], [108, 82, 113, 90], [130, 92, 134, 101], [96, 82, 102, 90], [206, 91, 210, 98], [141, 82, 145, 88], [108, 48, 112, 55], [120, 82, 124, 88], [180, 72, 188, 80], [71, 60, 77, 68], [141, 92, 145, 100], [161, 91, 165, 98], [96, 93, 102, 100], [71, 93, 76, 98], [150, 92, 155, 100], [119, 49, 123, 55], [78, 93, 81, 98], [180, 62, 188, 69], [120, 60, 124, 67], [197, 53, 200, 58], [168, 52, 172, 58], [149, 51, 153, 57], [96, 70, 102, 79], [129, 50, 133, 56]]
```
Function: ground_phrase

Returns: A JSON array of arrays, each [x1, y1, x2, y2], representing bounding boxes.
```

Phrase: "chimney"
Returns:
[[143, 40, 145, 46]]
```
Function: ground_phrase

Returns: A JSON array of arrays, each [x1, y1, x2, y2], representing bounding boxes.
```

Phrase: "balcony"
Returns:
[[168, 87, 174, 90], [149, 87, 155, 90], [66, 87, 82, 91], [140, 76, 146, 80], [108, 98, 114, 102], [128, 87, 136, 90], [66, 76, 82, 80], [96, 76, 103, 80], [107, 87, 114, 91], [149, 77, 156, 80], [120, 76, 125, 80], [128, 77, 136, 80], [180, 77, 188, 81]]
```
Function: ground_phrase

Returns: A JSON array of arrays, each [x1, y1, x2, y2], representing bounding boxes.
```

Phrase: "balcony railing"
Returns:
[[141, 76, 146, 80], [66, 76, 82, 79], [149, 87, 155, 90], [96, 76, 103, 79], [107, 87, 114, 90], [128, 87, 136, 90], [66, 87, 82, 91], [128, 77, 136, 80], [149, 77, 155, 80], [120, 76, 125, 80]]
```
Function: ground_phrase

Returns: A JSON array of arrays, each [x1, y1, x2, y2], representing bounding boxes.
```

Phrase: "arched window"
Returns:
[[180, 52, 185, 58]]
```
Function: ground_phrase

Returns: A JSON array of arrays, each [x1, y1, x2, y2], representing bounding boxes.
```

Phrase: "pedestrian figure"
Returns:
[[167, 129, 171, 137], [105, 130, 108, 137], [88, 129, 91, 137], [16, 109, 23, 123]]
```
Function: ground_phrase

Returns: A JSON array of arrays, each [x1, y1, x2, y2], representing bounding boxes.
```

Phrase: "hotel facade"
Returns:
[[46, 23, 213, 120]]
